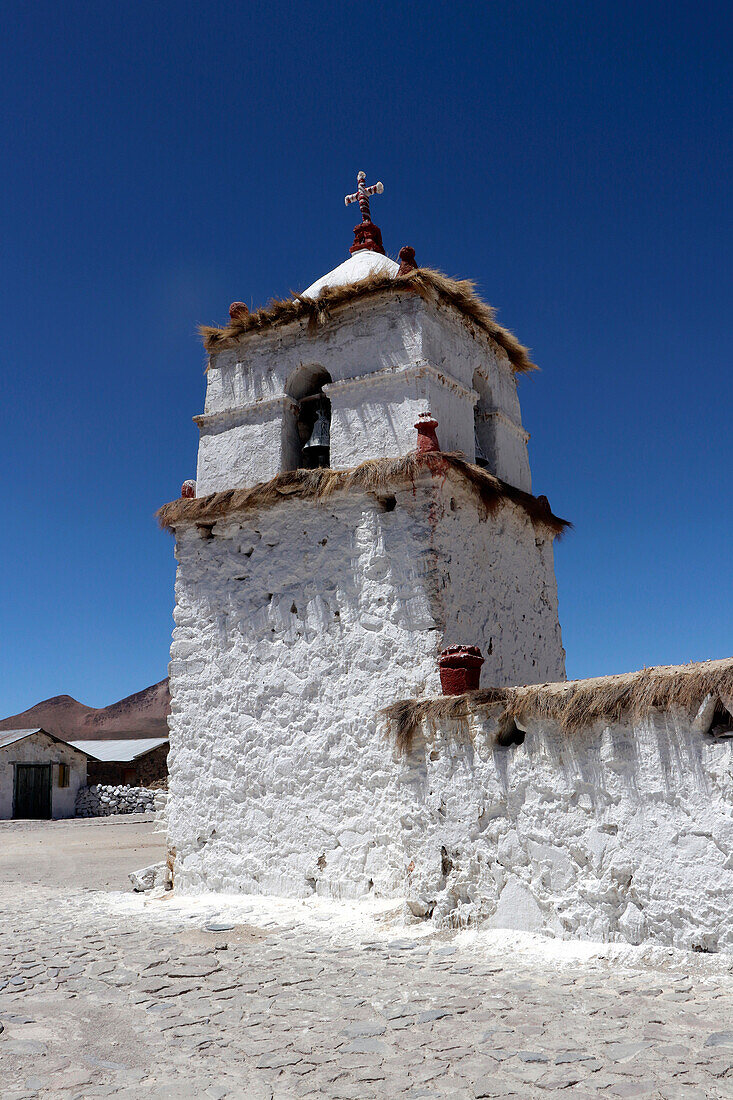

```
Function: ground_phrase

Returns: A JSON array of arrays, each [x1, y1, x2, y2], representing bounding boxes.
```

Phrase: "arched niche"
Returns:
[[472, 369, 494, 470], [282, 364, 333, 470]]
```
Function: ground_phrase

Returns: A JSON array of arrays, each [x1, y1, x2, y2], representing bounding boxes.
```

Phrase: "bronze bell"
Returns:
[[474, 427, 489, 469], [302, 401, 331, 469]]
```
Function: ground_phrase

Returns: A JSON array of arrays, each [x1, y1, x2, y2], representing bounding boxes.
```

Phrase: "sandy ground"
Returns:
[[0, 814, 164, 891]]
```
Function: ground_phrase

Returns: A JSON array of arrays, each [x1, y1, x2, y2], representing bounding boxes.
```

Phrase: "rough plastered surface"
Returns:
[[195, 294, 531, 495], [434, 486, 564, 685], [166, 480, 564, 898], [0, 734, 87, 819], [397, 707, 733, 952]]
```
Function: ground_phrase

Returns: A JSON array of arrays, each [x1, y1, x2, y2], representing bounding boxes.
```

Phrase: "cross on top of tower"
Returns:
[[344, 171, 384, 223], [344, 170, 386, 256]]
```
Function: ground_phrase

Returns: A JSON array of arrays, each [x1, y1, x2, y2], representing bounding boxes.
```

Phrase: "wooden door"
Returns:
[[14, 764, 52, 819]]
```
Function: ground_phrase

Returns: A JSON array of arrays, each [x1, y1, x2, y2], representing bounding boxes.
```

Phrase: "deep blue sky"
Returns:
[[2, 0, 731, 713]]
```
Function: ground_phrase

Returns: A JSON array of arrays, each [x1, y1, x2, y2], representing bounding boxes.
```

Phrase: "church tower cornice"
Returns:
[[200, 267, 537, 376]]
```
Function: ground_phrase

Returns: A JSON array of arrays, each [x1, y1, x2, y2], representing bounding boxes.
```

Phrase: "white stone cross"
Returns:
[[344, 171, 384, 224]]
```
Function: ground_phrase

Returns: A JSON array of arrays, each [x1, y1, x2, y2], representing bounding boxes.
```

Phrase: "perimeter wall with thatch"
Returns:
[[380, 659, 733, 952]]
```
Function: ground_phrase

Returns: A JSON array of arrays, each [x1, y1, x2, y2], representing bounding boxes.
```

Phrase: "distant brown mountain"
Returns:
[[0, 679, 170, 742]]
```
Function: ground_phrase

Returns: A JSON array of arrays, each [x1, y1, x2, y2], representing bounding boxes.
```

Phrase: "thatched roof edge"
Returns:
[[199, 268, 537, 374], [383, 658, 733, 752], [156, 452, 570, 536]]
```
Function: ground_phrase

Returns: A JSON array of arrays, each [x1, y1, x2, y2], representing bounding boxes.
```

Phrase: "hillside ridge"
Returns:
[[0, 679, 170, 741]]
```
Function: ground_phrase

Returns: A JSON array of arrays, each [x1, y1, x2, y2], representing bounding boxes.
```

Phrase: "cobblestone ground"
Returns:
[[1, 821, 732, 1099]]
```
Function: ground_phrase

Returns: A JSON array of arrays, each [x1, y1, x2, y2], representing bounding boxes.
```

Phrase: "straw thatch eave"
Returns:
[[383, 658, 733, 752], [156, 452, 569, 536], [199, 268, 537, 375]]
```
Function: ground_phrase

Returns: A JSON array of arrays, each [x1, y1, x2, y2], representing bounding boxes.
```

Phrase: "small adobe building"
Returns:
[[0, 729, 88, 819]]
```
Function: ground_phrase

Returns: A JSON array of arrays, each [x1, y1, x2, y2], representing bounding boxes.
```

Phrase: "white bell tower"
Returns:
[[161, 172, 566, 897]]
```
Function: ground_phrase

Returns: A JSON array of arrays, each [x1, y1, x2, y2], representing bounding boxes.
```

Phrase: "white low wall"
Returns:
[[396, 707, 733, 952]]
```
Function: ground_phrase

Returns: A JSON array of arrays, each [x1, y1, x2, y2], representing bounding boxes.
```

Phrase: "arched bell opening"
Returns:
[[283, 365, 332, 471], [472, 369, 494, 471]]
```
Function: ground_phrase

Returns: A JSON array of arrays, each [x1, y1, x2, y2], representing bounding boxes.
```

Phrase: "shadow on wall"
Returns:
[[472, 369, 494, 470], [396, 708, 719, 811]]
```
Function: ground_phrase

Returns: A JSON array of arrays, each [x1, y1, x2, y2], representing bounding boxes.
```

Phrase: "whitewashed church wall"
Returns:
[[198, 299, 426, 487], [418, 306, 526, 427], [166, 482, 562, 897], [434, 490, 566, 685], [196, 386, 451, 494], [327, 374, 475, 468], [423, 382, 476, 461], [395, 710, 733, 953], [327, 389, 422, 467], [419, 306, 532, 489], [167, 472, 730, 951], [167, 490, 441, 898], [0, 735, 87, 819], [196, 416, 284, 496], [482, 418, 532, 492], [201, 344, 269, 418], [197, 368, 479, 493], [203, 296, 426, 417]]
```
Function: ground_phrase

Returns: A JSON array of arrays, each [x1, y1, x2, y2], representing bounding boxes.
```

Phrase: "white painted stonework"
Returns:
[[174, 244, 733, 954], [163, 232, 733, 955], [166, 476, 565, 898], [0, 732, 87, 819], [397, 707, 733, 953], [196, 292, 531, 496]]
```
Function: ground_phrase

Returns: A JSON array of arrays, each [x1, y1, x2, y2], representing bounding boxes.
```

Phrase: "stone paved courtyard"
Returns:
[[1, 818, 732, 1098]]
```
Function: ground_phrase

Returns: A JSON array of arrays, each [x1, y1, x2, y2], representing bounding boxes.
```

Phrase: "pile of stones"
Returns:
[[75, 784, 156, 817]]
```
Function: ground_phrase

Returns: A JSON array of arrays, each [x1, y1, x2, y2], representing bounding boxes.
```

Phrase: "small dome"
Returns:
[[301, 250, 399, 300]]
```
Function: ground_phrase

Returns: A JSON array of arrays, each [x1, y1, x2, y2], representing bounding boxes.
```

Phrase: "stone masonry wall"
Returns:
[[75, 784, 156, 817], [167, 478, 564, 897], [87, 744, 169, 789], [434, 488, 565, 686], [136, 743, 169, 787], [165, 458, 733, 949]]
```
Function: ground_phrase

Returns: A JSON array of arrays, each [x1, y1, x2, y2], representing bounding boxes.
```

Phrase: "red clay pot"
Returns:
[[438, 645, 484, 695]]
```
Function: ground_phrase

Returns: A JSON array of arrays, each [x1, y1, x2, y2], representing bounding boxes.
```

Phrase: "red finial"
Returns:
[[181, 480, 196, 499], [397, 246, 418, 275], [414, 412, 441, 454], [344, 171, 386, 255], [229, 302, 249, 321]]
